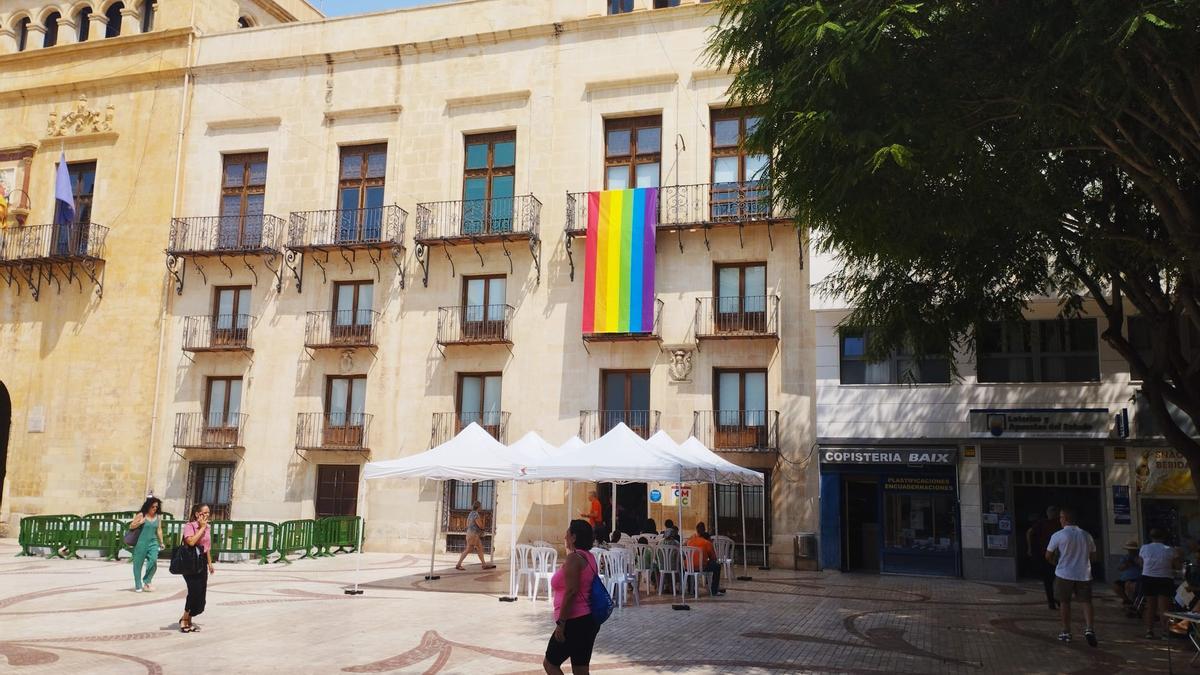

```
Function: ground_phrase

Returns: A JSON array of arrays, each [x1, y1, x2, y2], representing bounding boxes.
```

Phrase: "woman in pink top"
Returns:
[[178, 503, 215, 633], [544, 519, 600, 675]]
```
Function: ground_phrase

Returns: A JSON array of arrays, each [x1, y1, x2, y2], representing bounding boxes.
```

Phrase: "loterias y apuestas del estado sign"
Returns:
[[820, 448, 958, 465]]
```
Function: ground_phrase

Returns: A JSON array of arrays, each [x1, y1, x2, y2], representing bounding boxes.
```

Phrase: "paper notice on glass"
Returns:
[[986, 534, 1009, 550], [989, 502, 1006, 514], [982, 513, 999, 525]]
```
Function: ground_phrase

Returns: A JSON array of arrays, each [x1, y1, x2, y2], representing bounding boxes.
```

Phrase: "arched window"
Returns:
[[105, 2, 124, 38], [43, 12, 61, 48], [140, 0, 154, 32], [77, 7, 92, 41], [237, 16, 253, 29], [16, 17, 30, 51]]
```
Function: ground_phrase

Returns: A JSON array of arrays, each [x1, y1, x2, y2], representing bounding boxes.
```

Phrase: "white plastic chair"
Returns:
[[532, 540, 554, 549], [656, 544, 681, 597], [529, 546, 558, 602], [600, 549, 639, 608], [680, 545, 709, 599], [514, 544, 536, 596], [628, 543, 655, 594], [713, 535, 735, 582]]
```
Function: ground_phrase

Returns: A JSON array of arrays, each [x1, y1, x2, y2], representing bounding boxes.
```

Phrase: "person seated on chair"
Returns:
[[643, 518, 657, 535], [610, 531, 623, 546], [1115, 540, 1141, 608], [661, 520, 679, 542], [686, 523, 724, 597]]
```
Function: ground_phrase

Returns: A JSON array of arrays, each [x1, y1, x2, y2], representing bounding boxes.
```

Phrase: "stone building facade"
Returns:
[[1, 0, 817, 567]]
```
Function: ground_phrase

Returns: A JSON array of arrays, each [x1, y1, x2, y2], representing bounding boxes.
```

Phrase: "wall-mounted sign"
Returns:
[[1112, 485, 1132, 524], [820, 447, 957, 466], [969, 408, 1111, 438], [649, 489, 662, 503], [1136, 449, 1195, 496]]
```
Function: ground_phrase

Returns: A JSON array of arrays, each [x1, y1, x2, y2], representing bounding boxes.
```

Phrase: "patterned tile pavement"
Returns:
[[0, 538, 1182, 674]]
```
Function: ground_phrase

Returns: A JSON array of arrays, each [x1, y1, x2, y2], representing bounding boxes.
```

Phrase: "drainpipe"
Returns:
[[144, 3, 197, 496]]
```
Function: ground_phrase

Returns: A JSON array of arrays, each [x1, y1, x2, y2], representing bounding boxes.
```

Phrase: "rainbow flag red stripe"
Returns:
[[582, 188, 657, 333]]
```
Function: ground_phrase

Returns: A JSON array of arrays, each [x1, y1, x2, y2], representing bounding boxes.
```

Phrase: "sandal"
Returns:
[[189, 624, 201, 632], [482, 564, 496, 570], [179, 624, 193, 633], [455, 565, 466, 571]]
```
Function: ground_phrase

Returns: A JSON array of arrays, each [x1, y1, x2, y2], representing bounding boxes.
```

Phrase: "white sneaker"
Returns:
[[134, 588, 143, 593]]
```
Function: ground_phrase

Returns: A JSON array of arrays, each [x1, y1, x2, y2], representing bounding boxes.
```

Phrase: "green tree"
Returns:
[[710, 1, 1200, 484]]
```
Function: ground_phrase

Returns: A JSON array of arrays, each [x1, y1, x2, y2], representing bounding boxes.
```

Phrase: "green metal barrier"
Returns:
[[86, 511, 176, 522], [274, 520, 315, 564], [64, 518, 124, 560], [210, 520, 277, 564], [314, 516, 362, 557], [16, 516, 71, 557]]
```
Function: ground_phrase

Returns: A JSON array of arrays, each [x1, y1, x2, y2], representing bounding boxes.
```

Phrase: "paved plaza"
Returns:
[[0, 538, 1183, 674]]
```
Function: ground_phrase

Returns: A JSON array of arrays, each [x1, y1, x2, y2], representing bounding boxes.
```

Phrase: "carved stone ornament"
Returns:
[[667, 347, 694, 383], [339, 349, 355, 374], [46, 95, 115, 137]]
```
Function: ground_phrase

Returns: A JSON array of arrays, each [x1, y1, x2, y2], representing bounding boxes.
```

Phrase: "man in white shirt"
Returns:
[[1045, 507, 1098, 646]]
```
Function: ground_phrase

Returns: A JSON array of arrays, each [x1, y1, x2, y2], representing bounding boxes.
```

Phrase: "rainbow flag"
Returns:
[[583, 188, 657, 333]]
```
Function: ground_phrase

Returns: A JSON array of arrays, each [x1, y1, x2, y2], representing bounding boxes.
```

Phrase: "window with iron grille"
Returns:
[[188, 462, 234, 521], [219, 153, 267, 248], [338, 144, 386, 241]]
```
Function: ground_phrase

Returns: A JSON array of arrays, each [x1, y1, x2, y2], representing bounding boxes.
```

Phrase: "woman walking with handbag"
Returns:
[[178, 503, 214, 633], [128, 497, 164, 592], [544, 519, 604, 675]]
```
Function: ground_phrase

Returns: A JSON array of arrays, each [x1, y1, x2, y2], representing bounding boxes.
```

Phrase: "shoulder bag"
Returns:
[[123, 522, 142, 547], [169, 531, 205, 575]]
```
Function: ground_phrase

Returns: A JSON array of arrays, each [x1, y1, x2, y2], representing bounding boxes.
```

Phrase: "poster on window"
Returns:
[[1136, 449, 1195, 496]]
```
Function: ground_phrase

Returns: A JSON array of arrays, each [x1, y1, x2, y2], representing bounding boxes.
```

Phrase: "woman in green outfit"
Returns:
[[129, 497, 164, 592]]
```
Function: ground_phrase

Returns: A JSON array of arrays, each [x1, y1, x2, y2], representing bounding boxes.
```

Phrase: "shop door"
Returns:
[[1014, 481, 1105, 580], [843, 478, 880, 572]]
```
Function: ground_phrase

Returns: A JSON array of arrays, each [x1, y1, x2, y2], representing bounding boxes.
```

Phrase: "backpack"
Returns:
[[582, 552, 613, 625]]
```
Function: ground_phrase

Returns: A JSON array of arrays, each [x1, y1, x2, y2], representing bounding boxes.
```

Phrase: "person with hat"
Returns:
[[1114, 539, 1141, 613]]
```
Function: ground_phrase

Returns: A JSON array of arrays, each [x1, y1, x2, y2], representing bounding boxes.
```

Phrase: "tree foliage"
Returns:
[[710, 1, 1200, 477]]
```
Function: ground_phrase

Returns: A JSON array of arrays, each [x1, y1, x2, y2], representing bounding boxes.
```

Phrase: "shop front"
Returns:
[[818, 446, 961, 577], [1134, 448, 1200, 546]]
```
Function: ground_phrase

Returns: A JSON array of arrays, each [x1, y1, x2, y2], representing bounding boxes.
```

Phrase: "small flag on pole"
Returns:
[[54, 152, 75, 226]]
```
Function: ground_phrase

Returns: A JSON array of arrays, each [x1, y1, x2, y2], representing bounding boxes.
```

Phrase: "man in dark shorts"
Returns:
[[1026, 506, 1061, 609], [1045, 507, 1098, 646]]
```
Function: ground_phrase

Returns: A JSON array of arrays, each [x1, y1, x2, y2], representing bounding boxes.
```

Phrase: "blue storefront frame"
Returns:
[[820, 462, 961, 577]]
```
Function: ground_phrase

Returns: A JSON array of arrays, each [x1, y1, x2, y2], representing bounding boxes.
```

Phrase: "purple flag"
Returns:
[[54, 152, 75, 226]]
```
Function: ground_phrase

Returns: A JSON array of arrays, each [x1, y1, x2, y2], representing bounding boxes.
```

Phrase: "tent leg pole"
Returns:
[[426, 480, 441, 581], [673, 468, 688, 608], [737, 486, 751, 581], [712, 481, 718, 537], [346, 476, 366, 595], [610, 482, 616, 539], [759, 485, 769, 571], [501, 480, 517, 602]]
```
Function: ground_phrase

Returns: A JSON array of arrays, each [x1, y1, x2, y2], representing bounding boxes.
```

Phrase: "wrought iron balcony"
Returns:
[[695, 296, 780, 340], [0, 222, 108, 300], [692, 410, 780, 452], [287, 205, 407, 250], [582, 298, 664, 342], [173, 412, 248, 449], [565, 181, 785, 236], [295, 412, 372, 452], [578, 410, 661, 442], [436, 305, 514, 346], [430, 411, 510, 448], [0, 222, 108, 262], [415, 195, 541, 243], [166, 215, 283, 255], [304, 310, 379, 349], [182, 315, 254, 353]]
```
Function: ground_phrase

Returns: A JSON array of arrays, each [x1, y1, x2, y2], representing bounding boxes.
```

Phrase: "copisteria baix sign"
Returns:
[[819, 447, 958, 466]]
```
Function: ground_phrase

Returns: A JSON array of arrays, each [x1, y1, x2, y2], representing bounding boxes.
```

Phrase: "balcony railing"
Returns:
[[182, 315, 254, 352], [692, 410, 780, 452], [696, 295, 780, 340], [0, 222, 108, 262], [166, 215, 283, 254], [288, 205, 407, 249], [436, 305, 514, 345], [582, 298, 663, 342], [415, 195, 541, 242], [430, 411, 510, 448], [304, 310, 379, 349], [578, 410, 661, 442], [565, 181, 785, 235], [173, 412, 247, 449], [295, 412, 373, 452]]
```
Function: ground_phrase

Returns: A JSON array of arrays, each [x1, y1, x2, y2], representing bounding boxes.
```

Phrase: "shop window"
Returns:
[[884, 493, 956, 553], [463, 132, 515, 234], [977, 319, 1099, 383], [605, 116, 661, 189], [839, 330, 951, 384], [981, 467, 1013, 558]]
